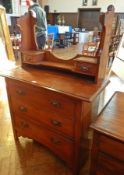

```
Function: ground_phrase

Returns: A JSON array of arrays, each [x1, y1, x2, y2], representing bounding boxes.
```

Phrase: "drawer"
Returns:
[[99, 135, 124, 161], [15, 117, 74, 164], [97, 152, 124, 175], [23, 52, 44, 63], [11, 100, 75, 137], [7, 79, 78, 119], [74, 62, 98, 76]]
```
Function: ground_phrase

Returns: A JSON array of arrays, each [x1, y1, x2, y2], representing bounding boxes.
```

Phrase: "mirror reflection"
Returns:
[[6, 1, 122, 62], [7, 2, 103, 59]]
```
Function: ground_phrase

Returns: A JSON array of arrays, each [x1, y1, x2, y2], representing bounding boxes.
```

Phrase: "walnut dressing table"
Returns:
[[0, 65, 109, 175]]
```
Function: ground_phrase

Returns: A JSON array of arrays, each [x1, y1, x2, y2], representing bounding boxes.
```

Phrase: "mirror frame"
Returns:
[[0, 5, 15, 60]]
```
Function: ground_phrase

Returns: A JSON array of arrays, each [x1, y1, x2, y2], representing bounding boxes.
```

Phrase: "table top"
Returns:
[[0, 65, 108, 102], [91, 91, 124, 142]]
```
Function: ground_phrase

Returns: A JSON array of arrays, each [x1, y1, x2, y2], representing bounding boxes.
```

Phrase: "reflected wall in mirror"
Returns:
[[0, 5, 15, 61]]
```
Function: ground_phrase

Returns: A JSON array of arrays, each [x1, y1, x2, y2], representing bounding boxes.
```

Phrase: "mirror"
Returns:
[[47, 8, 101, 59], [0, 5, 15, 61]]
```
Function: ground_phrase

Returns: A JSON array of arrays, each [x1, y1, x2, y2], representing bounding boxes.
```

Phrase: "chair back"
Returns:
[[46, 33, 54, 50]]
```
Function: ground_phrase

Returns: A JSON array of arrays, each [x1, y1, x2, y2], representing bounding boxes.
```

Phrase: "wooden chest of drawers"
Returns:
[[2, 66, 108, 175], [90, 92, 124, 175]]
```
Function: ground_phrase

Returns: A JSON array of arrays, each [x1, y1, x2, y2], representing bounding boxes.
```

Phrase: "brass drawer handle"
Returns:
[[80, 65, 89, 71], [19, 106, 27, 112], [20, 121, 29, 128], [16, 89, 24, 95], [50, 119, 62, 127], [50, 100, 61, 108], [49, 137, 61, 145]]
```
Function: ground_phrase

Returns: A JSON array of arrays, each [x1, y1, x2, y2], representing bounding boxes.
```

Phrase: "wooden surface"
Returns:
[[91, 91, 124, 141], [0, 66, 108, 102], [17, 12, 37, 51], [18, 10, 117, 83], [0, 65, 109, 175], [0, 71, 124, 175], [90, 91, 124, 175]]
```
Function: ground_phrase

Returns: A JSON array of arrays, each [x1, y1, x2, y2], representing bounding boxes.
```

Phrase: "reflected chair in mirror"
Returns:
[[64, 32, 72, 47], [45, 33, 54, 50], [72, 32, 79, 45], [57, 33, 65, 48], [10, 34, 21, 59]]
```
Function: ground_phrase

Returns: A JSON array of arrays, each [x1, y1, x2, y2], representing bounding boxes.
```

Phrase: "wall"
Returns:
[[41, 0, 124, 13]]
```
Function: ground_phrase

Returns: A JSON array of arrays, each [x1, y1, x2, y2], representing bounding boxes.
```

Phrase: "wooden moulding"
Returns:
[[21, 50, 99, 82]]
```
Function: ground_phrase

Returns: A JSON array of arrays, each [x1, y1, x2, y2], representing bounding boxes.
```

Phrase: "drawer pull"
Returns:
[[80, 65, 89, 71], [49, 137, 61, 145], [50, 119, 62, 127], [16, 89, 24, 95], [19, 106, 27, 112], [20, 121, 29, 128], [50, 100, 61, 108]]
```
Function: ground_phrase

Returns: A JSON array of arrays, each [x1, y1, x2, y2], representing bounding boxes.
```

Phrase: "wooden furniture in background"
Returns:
[[47, 12, 78, 27], [72, 32, 79, 45], [78, 8, 101, 30], [90, 91, 124, 175], [1, 66, 108, 175], [9, 16, 20, 34]]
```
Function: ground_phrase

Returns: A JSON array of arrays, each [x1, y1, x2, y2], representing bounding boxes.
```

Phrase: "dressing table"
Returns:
[[1, 65, 108, 175], [0, 7, 119, 175]]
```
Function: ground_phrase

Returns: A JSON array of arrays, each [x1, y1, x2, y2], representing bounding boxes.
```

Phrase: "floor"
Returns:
[[0, 45, 124, 175], [52, 43, 83, 59]]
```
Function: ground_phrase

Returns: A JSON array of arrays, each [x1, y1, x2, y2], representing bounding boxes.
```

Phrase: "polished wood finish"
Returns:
[[98, 12, 119, 80], [0, 71, 124, 175], [90, 92, 124, 175], [0, 66, 109, 175], [17, 12, 38, 51], [17, 10, 117, 83]]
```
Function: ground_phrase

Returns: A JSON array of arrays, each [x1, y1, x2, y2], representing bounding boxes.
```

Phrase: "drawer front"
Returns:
[[97, 152, 124, 175], [23, 53, 43, 63], [15, 117, 74, 164], [99, 135, 124, 161], [75, 62, 98, 76], [11, 100, 75, 137], [7, 79, 78, 119]]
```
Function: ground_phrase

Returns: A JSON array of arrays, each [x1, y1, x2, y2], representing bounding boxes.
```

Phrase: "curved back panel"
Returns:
[[17, 13, 38, 51]]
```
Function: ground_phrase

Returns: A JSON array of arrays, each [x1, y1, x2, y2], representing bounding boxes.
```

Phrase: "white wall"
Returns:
[[11, 0, 20, 15], [42, 0, 124, 13], [11, 0, 28, 15]]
